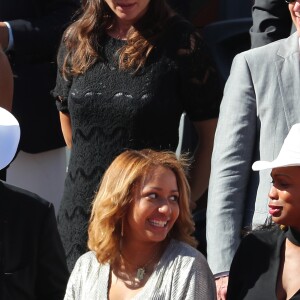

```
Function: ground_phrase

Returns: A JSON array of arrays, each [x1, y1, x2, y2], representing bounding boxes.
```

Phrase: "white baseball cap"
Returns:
[[0, 107, 20, 170], [252, 123, 300, 171]]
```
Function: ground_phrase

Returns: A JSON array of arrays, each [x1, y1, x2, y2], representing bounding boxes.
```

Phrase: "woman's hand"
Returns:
[[59, 112, 72, 148]]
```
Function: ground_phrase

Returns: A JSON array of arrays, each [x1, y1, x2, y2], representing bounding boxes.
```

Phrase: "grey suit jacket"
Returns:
[[206, 32, 300, 275]]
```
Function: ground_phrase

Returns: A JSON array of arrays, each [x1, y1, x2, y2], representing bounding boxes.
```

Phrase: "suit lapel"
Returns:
[[275, 33, 300, 129]]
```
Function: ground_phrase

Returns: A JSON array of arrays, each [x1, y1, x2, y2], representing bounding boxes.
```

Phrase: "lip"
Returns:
[[148, 219, 169, 228], [268, 205, 282, 216], [116, 2, 136, 10]]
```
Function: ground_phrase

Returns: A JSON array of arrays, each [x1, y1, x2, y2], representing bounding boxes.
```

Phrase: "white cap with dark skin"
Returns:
[[252, 123, 300, 171], [0, 107, 20, 170]]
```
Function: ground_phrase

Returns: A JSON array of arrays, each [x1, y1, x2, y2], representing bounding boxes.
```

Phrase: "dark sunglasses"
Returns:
[[285, 0, 296, 3]]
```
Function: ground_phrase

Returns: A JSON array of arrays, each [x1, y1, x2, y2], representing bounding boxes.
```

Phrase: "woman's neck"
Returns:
[[111, 240, 166, 288], [107, 20, 132, 40], [286, 227, 300, 247], [120, 239, 166, 268]]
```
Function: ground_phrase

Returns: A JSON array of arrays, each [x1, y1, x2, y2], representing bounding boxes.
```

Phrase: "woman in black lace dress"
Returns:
[[52, 0, 221, 271]]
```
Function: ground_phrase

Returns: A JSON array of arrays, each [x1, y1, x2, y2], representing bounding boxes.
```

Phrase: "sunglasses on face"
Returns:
[[285, 0, 296, 3]]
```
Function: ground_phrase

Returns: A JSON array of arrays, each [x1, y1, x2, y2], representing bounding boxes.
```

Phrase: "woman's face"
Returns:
[[125, 166, 180, 245], [268, 167, 300, 230], [104, 0, 151, 25]]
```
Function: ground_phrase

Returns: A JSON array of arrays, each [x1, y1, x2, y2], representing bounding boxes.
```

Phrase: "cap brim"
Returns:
[[0, 124, 20, 170], [252, 159, 300, 171], [0, 107, 20, 170]]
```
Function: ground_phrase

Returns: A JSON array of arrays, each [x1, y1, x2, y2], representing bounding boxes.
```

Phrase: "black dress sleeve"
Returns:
[[176, 29, 222, 122], [52, 41, 72, 113]]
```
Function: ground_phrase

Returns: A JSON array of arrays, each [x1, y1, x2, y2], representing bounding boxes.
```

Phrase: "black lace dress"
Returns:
[[52, 16, 221, 271]]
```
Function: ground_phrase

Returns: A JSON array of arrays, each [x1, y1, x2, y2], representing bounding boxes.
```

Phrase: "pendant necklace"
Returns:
[[121, 248, 160, 281]]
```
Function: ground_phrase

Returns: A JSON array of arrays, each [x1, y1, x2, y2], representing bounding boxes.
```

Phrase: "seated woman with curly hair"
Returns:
[[64, 149, 216, 300]]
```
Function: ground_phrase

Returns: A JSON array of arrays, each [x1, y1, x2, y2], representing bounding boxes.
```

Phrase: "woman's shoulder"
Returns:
[[164, 15, 195, 35], [73, 251, 101, 272], [159, 15, 201, 53], [71, 251, 111, 284], [168, 239, 206, 262], [241, 225, 284, 248], [164, 240, 213, 281], [77, 251, 98, 262], [67, 252, 111, 298]]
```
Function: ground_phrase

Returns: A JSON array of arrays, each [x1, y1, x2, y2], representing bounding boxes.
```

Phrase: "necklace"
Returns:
[[120, 248, 160, 281], [286, 227, 300, 247]]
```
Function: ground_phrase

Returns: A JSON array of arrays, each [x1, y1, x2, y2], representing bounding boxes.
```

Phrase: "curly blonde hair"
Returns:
[[88, 149, 197, 264], [61, 0, 173, 76]]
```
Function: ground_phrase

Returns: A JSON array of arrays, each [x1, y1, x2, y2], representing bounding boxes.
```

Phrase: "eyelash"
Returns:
[[147, 193, 157, 199], [271, 180, 289, 188], [170, 195, 179, 202], [146, 193, 179, 201]]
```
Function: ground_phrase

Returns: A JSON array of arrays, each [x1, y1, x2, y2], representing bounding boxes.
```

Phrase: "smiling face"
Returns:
[[124, 166, 180, 245], [104, 0, 151, 26], [268, 167, 300, 231], [289, 1, 300, 36]]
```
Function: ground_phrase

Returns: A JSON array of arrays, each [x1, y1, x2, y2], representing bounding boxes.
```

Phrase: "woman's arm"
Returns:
[[189, 118, 217, 206], [59, 112, 72, 148], [0, 47, 13, 111]]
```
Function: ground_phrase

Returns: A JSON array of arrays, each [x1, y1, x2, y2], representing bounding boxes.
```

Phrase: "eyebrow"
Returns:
[[144, 186, 179, 193], [270, 172, 291, 179]]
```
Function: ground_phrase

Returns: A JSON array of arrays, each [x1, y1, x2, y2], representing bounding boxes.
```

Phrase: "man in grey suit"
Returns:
[[206, 0, 300, 299]]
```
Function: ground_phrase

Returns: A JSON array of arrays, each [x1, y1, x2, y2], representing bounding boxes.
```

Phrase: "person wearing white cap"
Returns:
[[226, 123, 300, 299], [0, 107, 69, 300], [206, 0, 300, 298]]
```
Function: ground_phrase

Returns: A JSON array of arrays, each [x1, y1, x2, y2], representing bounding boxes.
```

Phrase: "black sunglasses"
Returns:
[[285, 0, 296, 3]]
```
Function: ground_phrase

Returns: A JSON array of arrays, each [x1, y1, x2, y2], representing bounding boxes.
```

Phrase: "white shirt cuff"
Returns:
[[214, 271, 229, 279]]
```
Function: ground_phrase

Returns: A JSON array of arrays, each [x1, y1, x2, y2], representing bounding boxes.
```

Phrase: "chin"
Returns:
[[147, 234, 168, 243], [271, 216, 282, 224], [272, 216, 289, 227]]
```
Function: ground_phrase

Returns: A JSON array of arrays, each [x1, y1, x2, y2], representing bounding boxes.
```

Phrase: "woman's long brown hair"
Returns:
[[61, 0, 173, 77]]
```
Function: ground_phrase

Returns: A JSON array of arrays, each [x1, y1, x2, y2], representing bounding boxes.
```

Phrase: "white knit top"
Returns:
[[64, 239, 216, 300]]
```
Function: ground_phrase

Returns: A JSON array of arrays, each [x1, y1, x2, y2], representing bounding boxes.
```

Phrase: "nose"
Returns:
[[268, 185, 278, 200], [158, 199, 172, 215]]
